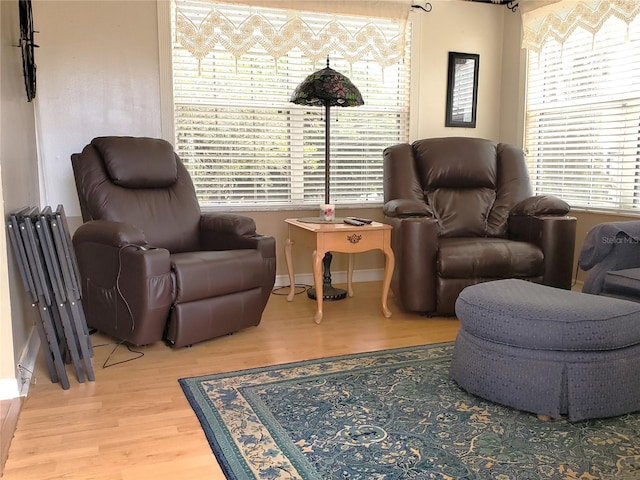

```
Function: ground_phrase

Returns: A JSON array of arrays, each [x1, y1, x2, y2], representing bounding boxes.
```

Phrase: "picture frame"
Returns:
[[445, 52, 479, 128]]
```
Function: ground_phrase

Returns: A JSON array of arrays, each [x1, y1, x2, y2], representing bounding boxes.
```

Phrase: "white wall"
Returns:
[[412, 0, 517, 142], [499, 7, 526, 146], [34, 0, 162, 217], [1, 0, 42, 399]]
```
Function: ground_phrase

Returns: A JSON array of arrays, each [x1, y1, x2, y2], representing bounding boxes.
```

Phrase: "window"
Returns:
[[524, 14, 640, 213], [170, 1, 411, 207]]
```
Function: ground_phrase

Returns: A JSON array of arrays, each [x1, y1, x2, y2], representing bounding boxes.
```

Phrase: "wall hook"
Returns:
[[411, 2, 433, 13]]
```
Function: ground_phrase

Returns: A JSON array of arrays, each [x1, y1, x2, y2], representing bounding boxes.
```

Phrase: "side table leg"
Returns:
[[285, 237, 295, 302], [313, 249, 324, 324], [381, 244, 395, 318], [347, 254, 354, 297]]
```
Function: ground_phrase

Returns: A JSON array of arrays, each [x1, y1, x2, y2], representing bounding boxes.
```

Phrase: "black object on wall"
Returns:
[[446, 52, 480, 128], [17, 0, 38, 101], [468, 0, 518, 12]]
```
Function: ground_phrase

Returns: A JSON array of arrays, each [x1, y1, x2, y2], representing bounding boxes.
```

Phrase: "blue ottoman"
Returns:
[[450, 279, 640, 421]]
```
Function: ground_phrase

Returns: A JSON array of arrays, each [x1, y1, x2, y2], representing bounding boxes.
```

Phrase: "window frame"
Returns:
[[157, 1, 415, 211], [523, 15, 640, 216]]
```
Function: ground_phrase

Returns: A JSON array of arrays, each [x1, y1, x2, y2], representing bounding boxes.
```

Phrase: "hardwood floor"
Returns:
[[1, 397, 23, 477], [1, 282, 459, 479]]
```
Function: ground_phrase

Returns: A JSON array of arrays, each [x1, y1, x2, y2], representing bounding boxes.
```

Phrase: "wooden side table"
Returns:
[[284, 218, 395, 324]]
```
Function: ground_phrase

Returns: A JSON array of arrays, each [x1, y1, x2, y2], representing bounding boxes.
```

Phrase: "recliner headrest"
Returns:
[[413, 137, 497, 190], [91, 136, 178, 188]]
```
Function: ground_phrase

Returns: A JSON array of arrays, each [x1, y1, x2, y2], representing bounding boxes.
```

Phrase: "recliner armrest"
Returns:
[[508, 214, 577, 289], [208, 231, 276, 309], [229, 234, 277, 260], [383, 199, 433, 218], [72, 222, 173, 346], [200, 212, 257, 235], [241, 234, 277, 308], [385, 216, 439, 312], [199, 212, 265, 250], [73, 220, 147, 247], [510, 195, 570, 216]]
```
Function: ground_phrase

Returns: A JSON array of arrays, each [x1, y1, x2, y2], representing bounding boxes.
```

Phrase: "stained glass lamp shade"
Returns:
[[290, 59, 364, 205]]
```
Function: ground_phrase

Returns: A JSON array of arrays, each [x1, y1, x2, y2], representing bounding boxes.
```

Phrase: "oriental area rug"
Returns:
[[179, 343, 640, 479]]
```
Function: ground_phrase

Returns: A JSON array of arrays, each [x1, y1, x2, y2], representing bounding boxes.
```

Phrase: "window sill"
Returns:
[[200, 203, 383, 214]]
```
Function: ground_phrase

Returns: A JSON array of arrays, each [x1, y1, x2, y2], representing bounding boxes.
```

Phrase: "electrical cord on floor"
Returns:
[[92, 339, 145, 368], [271, 284, 312, 296]]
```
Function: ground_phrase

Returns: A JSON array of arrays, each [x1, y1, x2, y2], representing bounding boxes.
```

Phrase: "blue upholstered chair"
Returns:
[[579, 221, 640, 302]]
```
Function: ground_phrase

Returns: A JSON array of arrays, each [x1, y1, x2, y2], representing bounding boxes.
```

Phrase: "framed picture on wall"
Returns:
[[445, 52, 479, 128]]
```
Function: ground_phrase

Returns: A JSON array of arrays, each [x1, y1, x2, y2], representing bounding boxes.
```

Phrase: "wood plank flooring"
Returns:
[[1, 397, 23, 477], [1, 282, 459, 479]]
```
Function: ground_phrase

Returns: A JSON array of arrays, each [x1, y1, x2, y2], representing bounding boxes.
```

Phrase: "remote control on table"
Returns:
[[347, 217, 373, 224], [344, 218, 365, 226]]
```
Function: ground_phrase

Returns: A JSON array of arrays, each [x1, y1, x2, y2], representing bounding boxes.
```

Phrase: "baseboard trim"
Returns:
[[16, 326, 40, 397], [0, 326, 39, 401], [0, 327, 38, 474], [0, 379, 19, 402], [274, 268, 384, 288]]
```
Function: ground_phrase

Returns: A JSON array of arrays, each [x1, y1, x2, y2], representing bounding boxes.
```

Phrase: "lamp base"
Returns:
[[307, 285, 348, 301], [307, 251, 347, 301]]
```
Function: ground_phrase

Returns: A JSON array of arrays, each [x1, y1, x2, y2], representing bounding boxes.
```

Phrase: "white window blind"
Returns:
[[171, 1, 411, 207], [524, 14, 640, 213]]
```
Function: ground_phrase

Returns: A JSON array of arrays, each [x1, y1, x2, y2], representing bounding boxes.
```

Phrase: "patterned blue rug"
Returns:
[[179, 343, 640, 479]]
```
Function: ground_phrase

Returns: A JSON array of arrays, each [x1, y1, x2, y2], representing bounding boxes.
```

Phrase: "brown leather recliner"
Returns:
[[71, 136, 276, 347], [383, 137, 576, 315]]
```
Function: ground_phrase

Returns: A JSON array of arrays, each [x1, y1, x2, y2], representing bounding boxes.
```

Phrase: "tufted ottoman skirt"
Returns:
[[450, 279, 640, 421]]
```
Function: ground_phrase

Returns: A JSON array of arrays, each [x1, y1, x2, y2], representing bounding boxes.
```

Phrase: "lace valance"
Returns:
[[522, 0, 640, 52], [175, 0, 411, 69], [209, 0, 414, 21]]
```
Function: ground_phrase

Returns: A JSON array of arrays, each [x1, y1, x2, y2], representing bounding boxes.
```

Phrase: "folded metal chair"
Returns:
[[7, 206, 94, 389]]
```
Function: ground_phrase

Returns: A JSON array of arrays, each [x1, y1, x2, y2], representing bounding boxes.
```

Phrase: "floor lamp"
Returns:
[[290, 58, 364, 301]]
